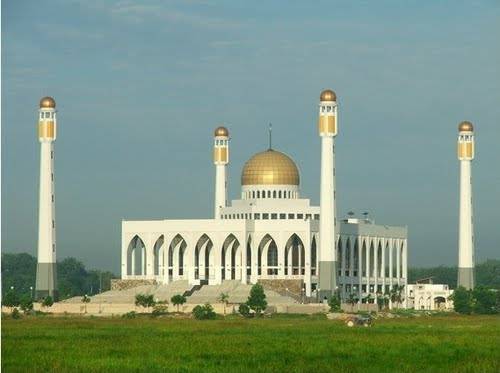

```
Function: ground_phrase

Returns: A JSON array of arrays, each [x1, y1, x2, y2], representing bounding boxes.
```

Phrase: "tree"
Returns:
[[135, 294, 156, 310], [472, 287, 497, 314], [171, 294, 187, 312], [192, 303, 216, 320], [42, 296, 54, 308], [20, 295, 34, 314], [238, 303, 251, 318], [81, 294, 91, 314], [2, 289, 20, 308], [390, 285, 405, 309], [328, 294, 341, 312], [347, 293, 358, 312], [246, 284, 267, 316], [450, 286, 473, 314], [218, 292, 229, 315]]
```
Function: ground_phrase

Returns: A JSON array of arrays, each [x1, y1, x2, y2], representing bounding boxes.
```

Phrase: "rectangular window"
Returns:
[[288, 213, 295, 219], [52, 195, 54, 202], [271, 213, 277, 219], [52, 244, 55, 252], [280, 213, 286, 219], [263, 213, 269, 219], [297, 214, 304, 219], [314, 214, 320, 220], [52, 220, 55, 228], [51, 173, 54, 181], [254, 213, 260, 220], [51, 151, 54, 159], [305, 214, 311, 220]]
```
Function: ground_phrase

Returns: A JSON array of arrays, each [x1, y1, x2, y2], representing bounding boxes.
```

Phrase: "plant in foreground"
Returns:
[[171, 294, 187, 312], [192, 303, 217, 320]]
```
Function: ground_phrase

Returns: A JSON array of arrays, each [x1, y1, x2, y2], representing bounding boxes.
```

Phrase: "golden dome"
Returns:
[[241, 149, 300, 186], [458, 121, 474, 132], [320, 89, 336, 102], [39, 96, 56, 108], [214, 126, 229, 137]]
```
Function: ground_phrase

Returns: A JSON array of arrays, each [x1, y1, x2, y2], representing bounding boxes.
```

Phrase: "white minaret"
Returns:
[[213, 126, 229, 219], [35, 96, 59, 300], [457, 121, 475, 290], [318, 89, 338, 300]]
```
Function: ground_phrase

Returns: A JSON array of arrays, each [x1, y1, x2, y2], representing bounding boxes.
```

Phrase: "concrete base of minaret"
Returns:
[[458, 267, 474, 290], [318, 261, 337, 301], [35, 262, 58, 300]]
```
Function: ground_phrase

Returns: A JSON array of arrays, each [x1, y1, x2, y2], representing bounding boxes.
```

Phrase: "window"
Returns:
[[327, 106, 331, 112], [51, 151, 54, 159], [52, 244, 55, 252], [52, 195, 54, 202], [278, 191, 282, 198], [273, 191, 277, 198], [288, 191, 291, 198], [297, 214, 304, 219], [280, 213, 286, 219], [262, 190, 265, 198], [263, 213, 269, 219], [254, 213, 260, 220], [52, 220, 55, 228], [305, 214, 311, 220], [288, 213, 295, 219], [51, 173, 54, 181], [314, 214, 320, 220], [257, 191, 260, 198], [271, 213, 277, 220], [267, 191, 271, 198]]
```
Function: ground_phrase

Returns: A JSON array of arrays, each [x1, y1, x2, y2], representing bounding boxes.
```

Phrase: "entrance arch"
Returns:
[[284, 234, 305, 276], [126, 235, 146, 276], [168, 234, 187, 280]]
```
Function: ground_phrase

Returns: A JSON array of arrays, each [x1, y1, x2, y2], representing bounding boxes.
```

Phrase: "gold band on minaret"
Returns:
[[213, 126, 229, 164], [318, 89, 337, 136], [38, 97, 57, 141], [457, 121, 474, 160]]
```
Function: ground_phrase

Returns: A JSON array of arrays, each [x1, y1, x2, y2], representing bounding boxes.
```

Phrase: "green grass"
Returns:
[[2, 314, 499, 372]]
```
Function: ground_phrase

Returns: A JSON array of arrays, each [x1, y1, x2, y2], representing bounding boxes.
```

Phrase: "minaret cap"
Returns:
[[214, 126, 229, 137], [40, 96, 56, 108], [458, 121, 473, 132], [320, 89, 337, 102]]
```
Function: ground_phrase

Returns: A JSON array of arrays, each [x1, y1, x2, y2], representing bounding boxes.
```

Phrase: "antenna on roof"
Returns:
[[268, 123, 273, 150]]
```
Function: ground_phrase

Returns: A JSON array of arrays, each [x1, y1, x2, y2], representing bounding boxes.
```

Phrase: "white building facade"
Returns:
[[406, 284, 453, 311], [121, 90, 408, 303]]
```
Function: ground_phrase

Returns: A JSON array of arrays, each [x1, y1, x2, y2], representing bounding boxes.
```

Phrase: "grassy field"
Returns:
[[2, 313, 499, 373]]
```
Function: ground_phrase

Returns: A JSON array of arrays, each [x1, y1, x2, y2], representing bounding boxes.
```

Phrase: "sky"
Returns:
[[2, 0, 499, 274]]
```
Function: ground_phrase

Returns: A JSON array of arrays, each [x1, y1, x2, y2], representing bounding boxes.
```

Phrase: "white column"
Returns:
[[214, 164, 227, 219], [396, 241, 401, 284], [458, 159, 474, 288]]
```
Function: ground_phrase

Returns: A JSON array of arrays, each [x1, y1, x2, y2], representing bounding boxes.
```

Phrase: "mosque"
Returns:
[[120, 89, 408, 303]]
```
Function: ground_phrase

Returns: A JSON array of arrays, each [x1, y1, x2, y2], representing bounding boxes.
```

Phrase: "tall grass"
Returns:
[[2, 314, 499, 372]]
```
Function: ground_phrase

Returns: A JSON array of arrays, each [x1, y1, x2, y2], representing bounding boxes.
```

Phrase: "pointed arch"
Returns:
[[362, 239, 367, 277], [311, 235, 317, 276], [285, 233, 305, 276], [194, 234, 213, 281], [258, 234, 277, 276], [353, 238, 359, 276], [222, 234, 240, 280], [337, 237, 343, 276], [153, 235, 165, 276], [246, 235, 252, 278], [345, 237, 351, 276], [126, 235, 146, 276], [168, 234, 187, 280], [369, 240, 375, 278], [377, 241, 383, 278]]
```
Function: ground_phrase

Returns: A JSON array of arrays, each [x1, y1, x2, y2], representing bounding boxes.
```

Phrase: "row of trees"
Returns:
[[408, 259, 500, 289], [451, 286, 499, 314], [1, 253, 117, 300]]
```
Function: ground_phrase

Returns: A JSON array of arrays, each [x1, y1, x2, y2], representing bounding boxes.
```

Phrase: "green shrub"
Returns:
[[135, 294, 156, 309], [238, 303, 251, 317], [19, 295, 34, 314], [152, 304, 169, 317], [11, 308, 21, 319], [3, 290, 20, 308], [328, 295, 341, 312], [122, 311, 137, 319], [170, 294, 187, 312], [42, 296, 54, 308], [192, 303, 216, 320], [451, 286, 473, 314], [246, 284, 267, 316], [472, 287, 497, 314]]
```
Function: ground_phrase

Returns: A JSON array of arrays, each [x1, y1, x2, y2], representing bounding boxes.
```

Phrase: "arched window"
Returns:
[[262, 190, 265, 198], [252, 191, 255, 199], [267, 190, 271, 198], [257, 191, 260, 198], [278, 191, 282, 198], [273, 191, 277, 198]]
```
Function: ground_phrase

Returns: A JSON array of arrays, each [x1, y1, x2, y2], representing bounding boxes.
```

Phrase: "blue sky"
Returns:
[[2, 0, 499, 273]]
